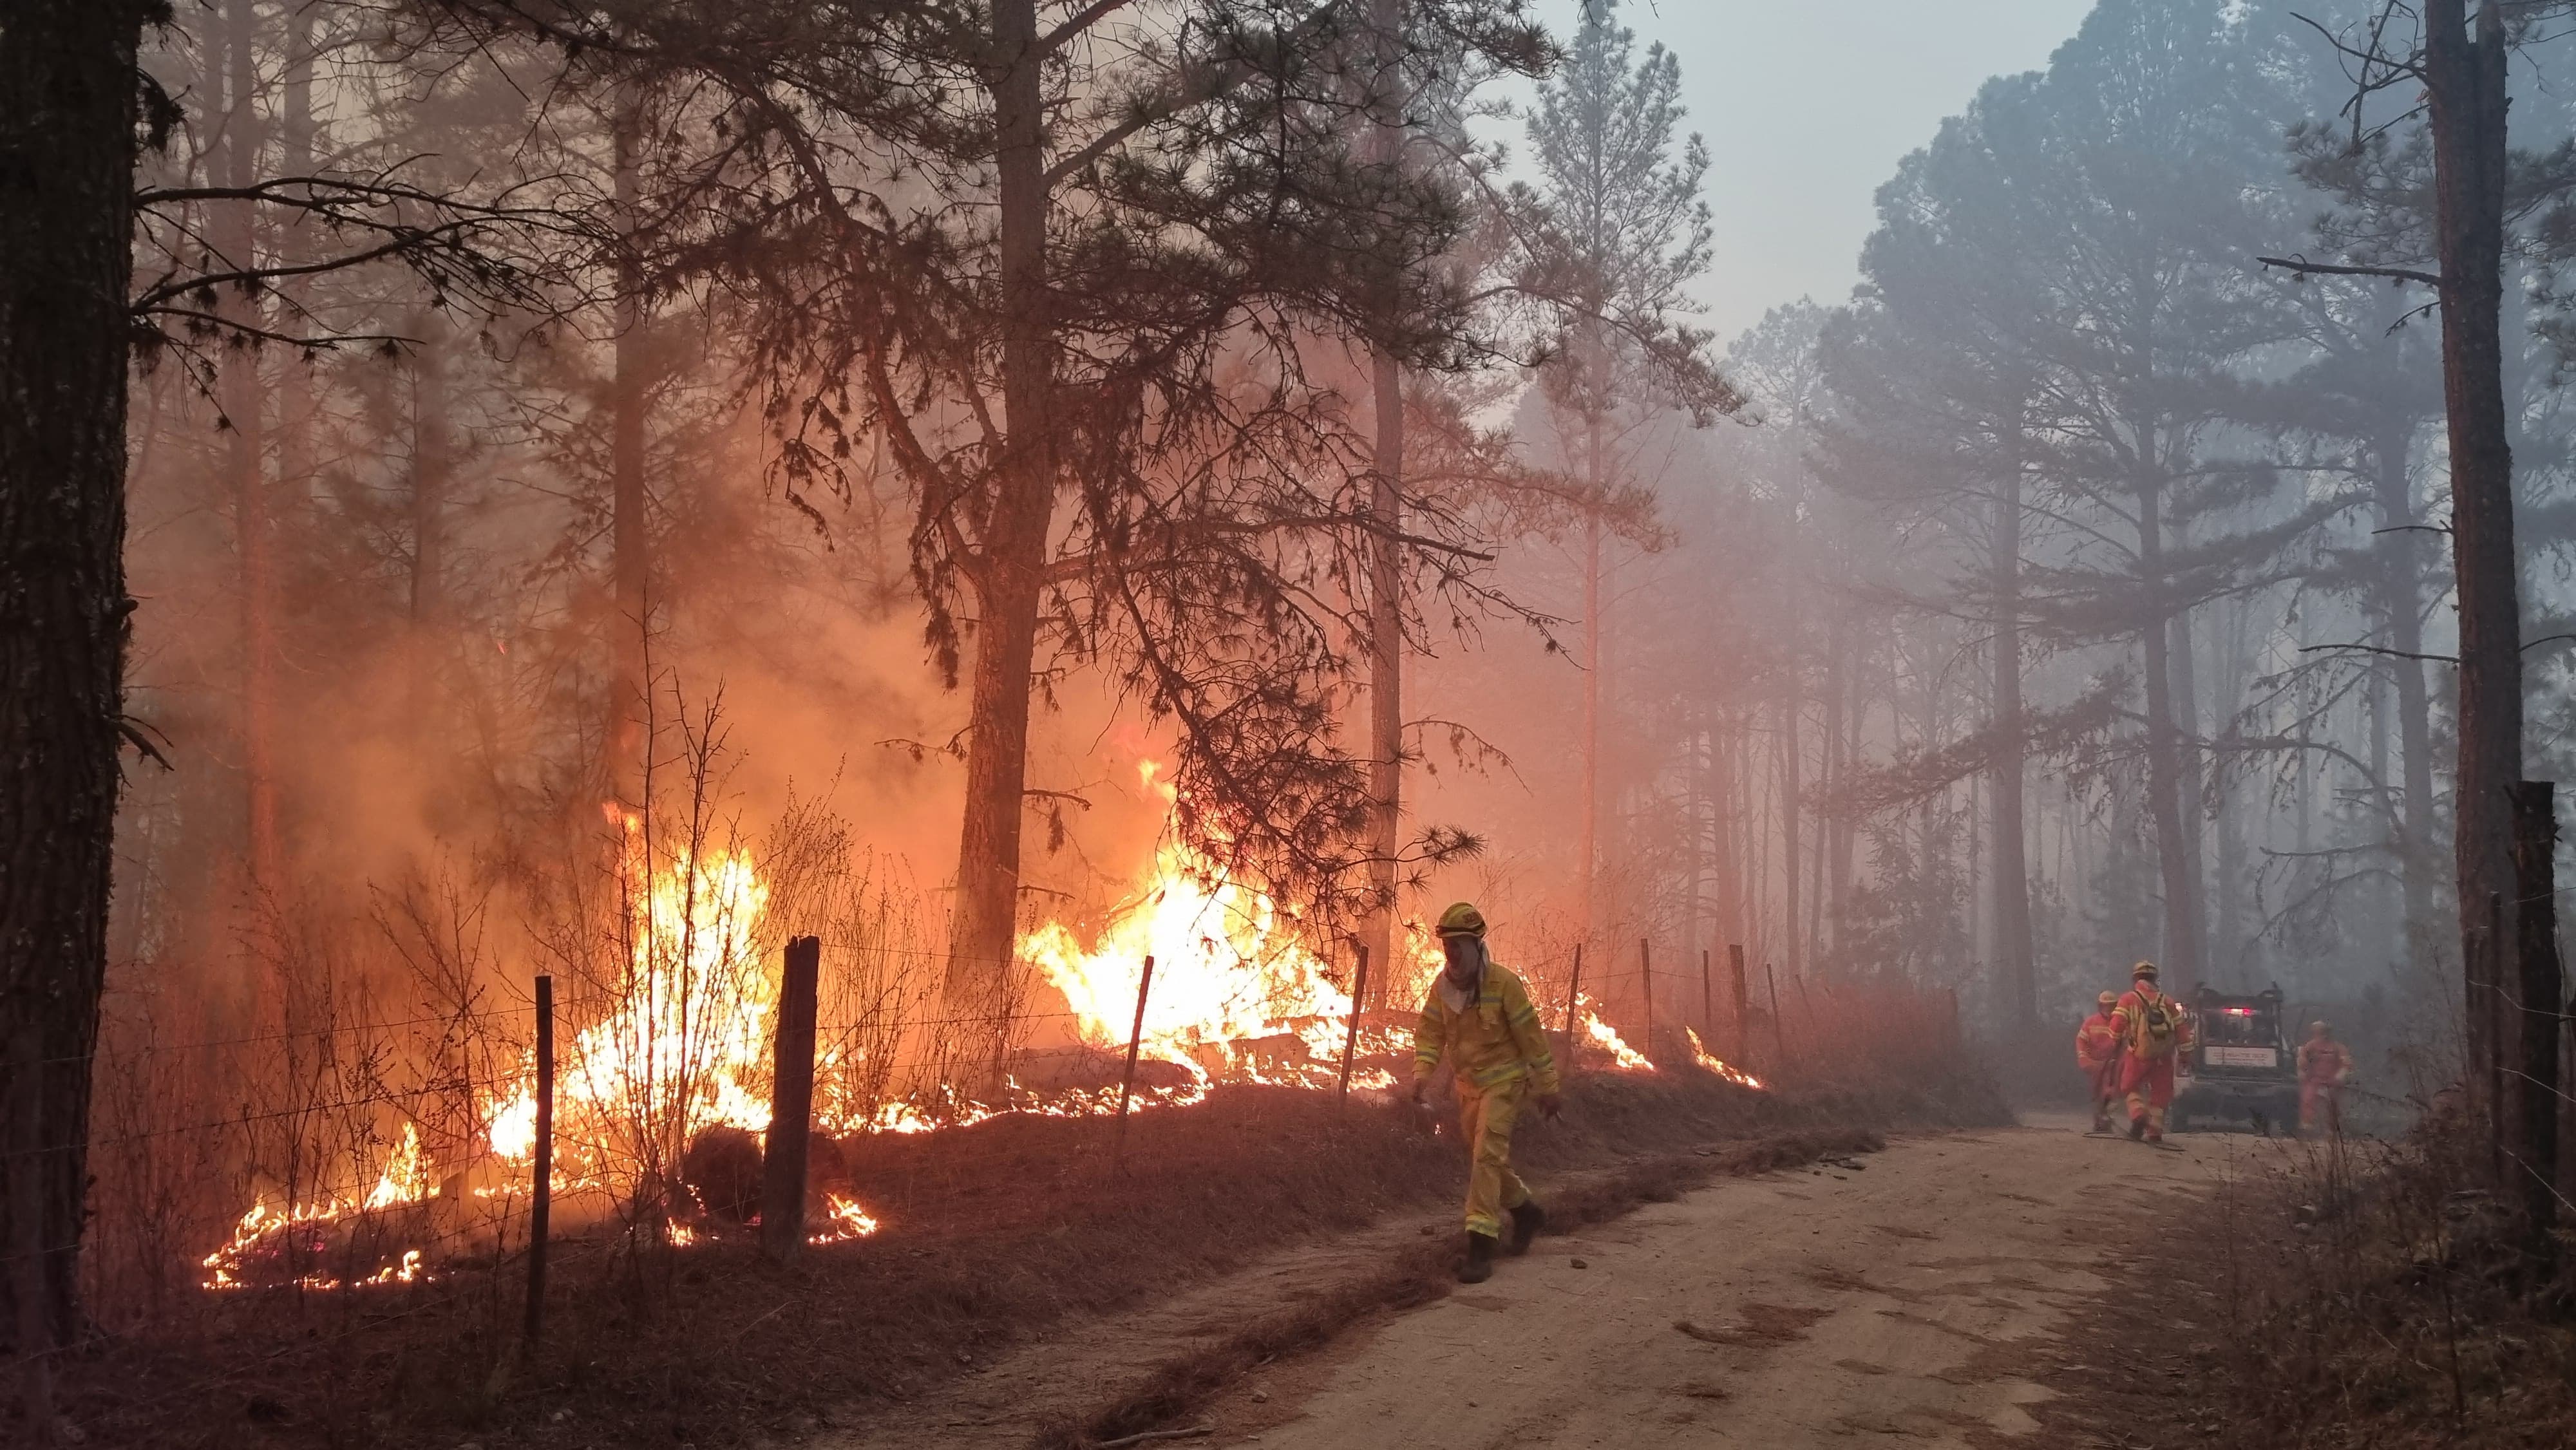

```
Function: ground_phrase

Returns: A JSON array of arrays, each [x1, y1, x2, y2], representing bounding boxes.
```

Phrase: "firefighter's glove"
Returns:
[[1409, 1079, 1430, 1109], [1537, 1091, 1564, 1120]]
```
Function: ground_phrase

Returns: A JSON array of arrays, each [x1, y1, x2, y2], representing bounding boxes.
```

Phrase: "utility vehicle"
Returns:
[[2172, 984, 2301, 1134]]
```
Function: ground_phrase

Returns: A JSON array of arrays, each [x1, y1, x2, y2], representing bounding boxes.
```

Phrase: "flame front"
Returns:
[[1685, 1027, 1765, 1089], [202, 768, 1683, 1291], [1019, 836, 1397, 1091]]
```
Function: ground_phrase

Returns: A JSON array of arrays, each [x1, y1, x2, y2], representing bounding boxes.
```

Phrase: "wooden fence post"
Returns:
[[1560, 943, 1585, 1062], [524, 974, 554, 1355], [1701, 950, 1713, 1040], [1765, 963, 1787, 1068], [761, 936, 821, 1262], [1729, 945, 1750, 1062], [1338, 944, 1370, 1110], [1116, 954, 1156, 1159], [2510, 782, 2560, 1255], [1639, 938, 1654, 1064], [2489, 891, 2508, 1188]]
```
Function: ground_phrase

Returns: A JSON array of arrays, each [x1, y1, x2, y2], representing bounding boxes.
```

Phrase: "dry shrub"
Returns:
[[2049, 1120, 2576, 1450]]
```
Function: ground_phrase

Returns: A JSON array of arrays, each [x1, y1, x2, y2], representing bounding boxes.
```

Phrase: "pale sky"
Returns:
[[1522, 0, 2101, 341]]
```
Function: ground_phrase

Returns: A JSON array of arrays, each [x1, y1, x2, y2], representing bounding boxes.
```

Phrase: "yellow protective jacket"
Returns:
[[2110, 985, 2194, 1062], [1412, 961, 1561, 1095]]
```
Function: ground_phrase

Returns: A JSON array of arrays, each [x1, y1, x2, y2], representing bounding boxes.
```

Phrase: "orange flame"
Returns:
[[1685, 1027, 1766, 1090]]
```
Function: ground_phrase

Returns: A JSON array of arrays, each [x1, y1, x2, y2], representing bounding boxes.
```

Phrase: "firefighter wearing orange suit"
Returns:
[[1411, 901, 1562, 1285], [2075, 990, 2124, 1132], [2297, 1021, 2353, 1137], [2111, 961, 2195, 1143]]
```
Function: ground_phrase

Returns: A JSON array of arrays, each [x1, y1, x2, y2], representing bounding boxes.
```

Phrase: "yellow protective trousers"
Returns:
[[1456, 1074, 1533, 1239]]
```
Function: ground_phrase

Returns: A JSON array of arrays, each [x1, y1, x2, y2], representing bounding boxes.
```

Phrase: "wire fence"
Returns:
[[37, 928, 1966, 1356]]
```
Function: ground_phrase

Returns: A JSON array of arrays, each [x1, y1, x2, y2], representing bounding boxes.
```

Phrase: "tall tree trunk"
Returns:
[[2371, 426, 2439, 957], [1363, 350, 1403, 1008], [1578, 442, 1603, 957], [2425, 0, 2521, 1115], [1808, 617, 1836, 968], [948, 0, 1056, 999], [2137, 472, 2204, 992], [0, 0, 148, 1401], [409, 313, 449, 722], [1359, 0, 1405, 1009], [273, 8, 315, 552], [1779, 684, 1803, 978], [218, 0, 278, 901], [1991, 462, 2035, 1036], [2171, 602, 2208, 976], [608, 95, 650, 803]]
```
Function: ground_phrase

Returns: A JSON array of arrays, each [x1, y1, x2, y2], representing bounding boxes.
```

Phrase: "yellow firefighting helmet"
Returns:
[[2131, 960, 2159, 980], [2097, 991, 2119, 1008], [1435, 901, 1488, 938], [2311, 1020, 2330, 1036]]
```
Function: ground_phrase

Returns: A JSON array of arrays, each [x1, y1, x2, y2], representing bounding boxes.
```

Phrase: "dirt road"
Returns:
[[814, 1115, 2233, 1449], [1203, 1114, 2221, 1449]]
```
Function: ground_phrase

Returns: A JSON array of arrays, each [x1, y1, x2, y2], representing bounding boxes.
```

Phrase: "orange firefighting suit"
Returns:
[[2297, 1036, 2353, 1135], [1413, 961, 1561, 1239], [2111, 985, 2195, 1140], [2075, 1012, 2124, 1129]]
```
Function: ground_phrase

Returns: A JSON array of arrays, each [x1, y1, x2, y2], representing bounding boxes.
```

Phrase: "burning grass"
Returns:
[[41, 1062, 1993, 1449]]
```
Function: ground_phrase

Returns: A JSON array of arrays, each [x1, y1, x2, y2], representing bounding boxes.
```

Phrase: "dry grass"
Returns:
[[2029, 1130, 2576, 1449], [42, 1060, 1990, 1449]]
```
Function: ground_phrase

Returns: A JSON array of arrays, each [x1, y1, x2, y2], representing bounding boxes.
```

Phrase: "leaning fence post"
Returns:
[[1338, 944, 1370, 1109], [1729, 945, 1750, 1062], [1765, 963, 1788, 1068], [1115, 954, 1156, 1159], [1639, 937, 1654, 1064], [524, 974, 554, 1356], [1560, 943, 1586, 1062], [762, 936, 821, 1262]]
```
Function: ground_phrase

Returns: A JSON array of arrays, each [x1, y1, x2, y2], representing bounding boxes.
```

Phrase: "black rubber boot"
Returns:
[[2126, 1116, 2145, 1142], [1508, 1201, 1545, 1256], [1458, 1231, 1497, 1284]]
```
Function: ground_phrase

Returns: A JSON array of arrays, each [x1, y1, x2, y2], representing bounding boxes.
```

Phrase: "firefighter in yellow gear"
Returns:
[[2110, 961, 2195, 1144], [1410, 901, 1563, 1284]]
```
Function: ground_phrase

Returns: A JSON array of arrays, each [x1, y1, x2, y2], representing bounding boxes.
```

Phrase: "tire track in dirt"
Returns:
[[803, 1129, 1878, 1450], [1189, 1115, 2217, 1449]]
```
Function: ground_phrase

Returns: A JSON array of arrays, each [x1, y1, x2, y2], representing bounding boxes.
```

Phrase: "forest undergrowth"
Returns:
[[2038, 1117, 2576, 1449], [41, 1064, 2003, 1450]]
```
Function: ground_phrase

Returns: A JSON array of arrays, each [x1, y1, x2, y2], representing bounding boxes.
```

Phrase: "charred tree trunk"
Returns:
[[0, 0, 149, 1391], [2426, 0, 2521, 1120], [948, 0, 1056, 1000]]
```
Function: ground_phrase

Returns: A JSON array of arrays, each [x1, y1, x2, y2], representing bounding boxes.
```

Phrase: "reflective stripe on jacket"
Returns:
[[2075, 1013, 2121, 1071], [1413, 963, 1561, 1095], [2297, 1039, 2352, 1085], [2111, 986, 2193, 1062]]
